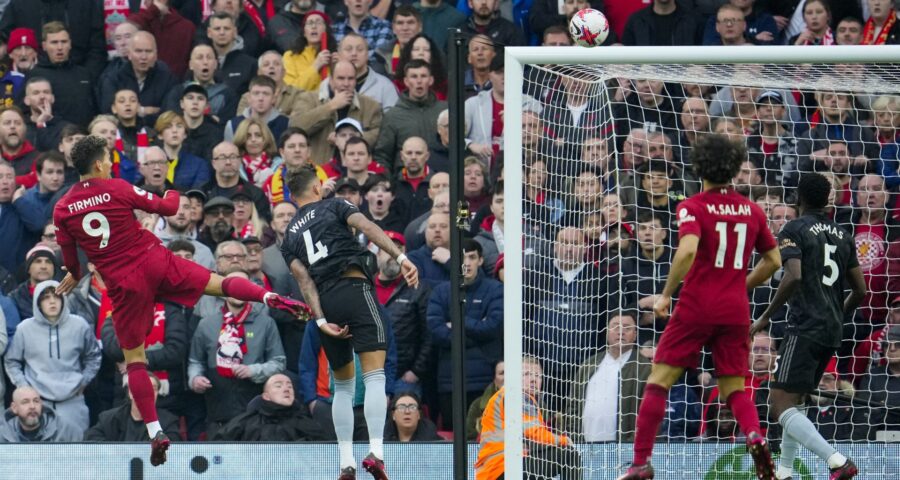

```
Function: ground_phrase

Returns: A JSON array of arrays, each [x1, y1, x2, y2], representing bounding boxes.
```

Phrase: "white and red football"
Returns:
[[568, 8, 609, 47]]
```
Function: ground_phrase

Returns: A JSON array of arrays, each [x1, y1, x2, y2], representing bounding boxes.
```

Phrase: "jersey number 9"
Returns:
[[82, 212, 111, 249]]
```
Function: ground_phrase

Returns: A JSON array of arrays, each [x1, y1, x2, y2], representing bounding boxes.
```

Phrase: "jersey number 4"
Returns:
[[302, 230, 329, 265], [82, 212, 111, 249], [714, 222, 748, 269]]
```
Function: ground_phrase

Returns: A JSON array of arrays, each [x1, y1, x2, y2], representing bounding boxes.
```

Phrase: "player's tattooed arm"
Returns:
[[288, 259, 324, 320], [347, 212, 420, 288]]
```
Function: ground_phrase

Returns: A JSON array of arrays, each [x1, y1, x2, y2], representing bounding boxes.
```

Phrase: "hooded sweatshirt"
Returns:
[[0, 404, 82, 442], [4, 280, 102, 402]]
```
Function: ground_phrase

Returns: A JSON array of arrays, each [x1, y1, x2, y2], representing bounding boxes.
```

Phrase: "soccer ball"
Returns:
[[569, 8, 609, 47]]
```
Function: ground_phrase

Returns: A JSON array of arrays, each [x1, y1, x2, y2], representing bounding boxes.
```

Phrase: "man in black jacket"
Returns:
[[462, 0, 527, 46], [0, 0, 107, 80], [84, 373, 181, 441], [374, 231, 432, 396], [206, 12, 257, 95], [21, 77, 71, 152], [623, 0, 704, 46], [97, 31, 179, 121], [212, 373, 331, 441], [26, 23, 95, 128]]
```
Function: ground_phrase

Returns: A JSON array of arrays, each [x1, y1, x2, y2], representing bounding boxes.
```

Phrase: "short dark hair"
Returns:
[[248, 75, 277, 92], [636, 210, 667, 229], [72, 135, 109, 175], [462, 238, 483, 257], [59, 123, 87, 141], [838, 16, 864, 27], [752, 186, 784, 203], [278, 126, 309, 150], [690, 133, 747, 185], [36, 151, 66, 174], [167, 239, 196, 255], [403, 58, 432, 77], [24, 76, 51, 92], [543, 24, 568, 39], [797, 173, 831, 209], [209, 11, 235, 25], [389, 391, 423, 411], [492, 179, 503, 197], [609, 309, 638, 324], [363, 173, 394, 193], [285, 164, 320, 197], [393, 5, 422, 22], [343, 136, 371, 155]]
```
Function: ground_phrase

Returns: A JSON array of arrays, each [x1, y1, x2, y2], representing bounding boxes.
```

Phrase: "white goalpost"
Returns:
[[503, 45, 900, 479]]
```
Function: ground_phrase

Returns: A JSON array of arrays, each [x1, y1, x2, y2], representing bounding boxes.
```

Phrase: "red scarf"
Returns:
[[863, 10, 897, 45], [237, 222, 256, 239], [216, 303, 251, 378], [804, 28, 835, 45], [145, 304, 170, 391], [244, 0, 275, 36], [243, 152, 271, 179]]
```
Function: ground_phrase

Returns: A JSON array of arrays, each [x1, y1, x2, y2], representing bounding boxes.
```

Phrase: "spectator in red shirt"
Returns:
[[851, 296, 900, 385]]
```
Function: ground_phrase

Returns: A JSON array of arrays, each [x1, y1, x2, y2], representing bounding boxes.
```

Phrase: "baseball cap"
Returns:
[[241, 236, 262, 246], [203, 196, 234, 213], [8, 28, 37, 52], [755, 90, 784, 104], [181, 82, 208, 100], [335, 117, 363, 133], [384, 230, 405, 246], [334, 177, 361, 192], [185, 189, 208, 203], [230, 186, 253, 202]]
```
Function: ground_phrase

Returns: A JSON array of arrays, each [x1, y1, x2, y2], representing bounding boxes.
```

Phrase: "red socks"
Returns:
[[221, 276, 268, 303], [725, 390, 762, 438], [126, 362, 159, 424], [632, 383, 668, 466]]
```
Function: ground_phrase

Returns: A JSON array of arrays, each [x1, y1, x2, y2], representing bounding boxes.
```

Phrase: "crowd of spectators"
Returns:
[[0, 0, 897, 448]]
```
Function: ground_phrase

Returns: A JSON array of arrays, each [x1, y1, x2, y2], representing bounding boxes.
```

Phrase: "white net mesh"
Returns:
[[512, 59, 900, 478]]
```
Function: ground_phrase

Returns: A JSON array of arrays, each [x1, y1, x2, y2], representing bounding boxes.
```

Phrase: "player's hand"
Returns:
[[232, 365, 252, 379], [56, 272, 78, 295], [755, 31, 774, 42], [750, 316, 770, 337], [319, 322, 352, 339], [653, 295, 672, 319], [400, 258, 419, 289], [191, 376, 212, 393]]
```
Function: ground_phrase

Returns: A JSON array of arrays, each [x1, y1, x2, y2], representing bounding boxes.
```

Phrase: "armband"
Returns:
[[316, 318, 327, 327], [396, 253, 408, 265]]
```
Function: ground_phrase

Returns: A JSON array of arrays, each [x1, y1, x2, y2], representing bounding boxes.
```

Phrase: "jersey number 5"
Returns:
[[82, 212, 111, 249], [302, 230, 329, 265], [714, 222, 748, 269], [822, 244, 839, 286]]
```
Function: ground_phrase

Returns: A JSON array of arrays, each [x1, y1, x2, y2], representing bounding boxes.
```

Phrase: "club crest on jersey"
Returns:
[[855, 231, 886, 271], [677, 208, 695, 224], [133, 185, 153, 199]]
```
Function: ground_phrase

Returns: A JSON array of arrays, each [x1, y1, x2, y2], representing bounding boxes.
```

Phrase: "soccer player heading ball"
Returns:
[[52, 135, 312, 466], [280, 165, 418, 480], [618, 134, 782, 480], [751, 172, 865, 480]]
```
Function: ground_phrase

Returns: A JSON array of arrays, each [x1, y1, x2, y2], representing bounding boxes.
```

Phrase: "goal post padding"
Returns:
[[503, 45, 900, 479]]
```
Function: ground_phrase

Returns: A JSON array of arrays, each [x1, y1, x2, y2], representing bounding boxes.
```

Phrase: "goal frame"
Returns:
[[502, 45, 900, 478]]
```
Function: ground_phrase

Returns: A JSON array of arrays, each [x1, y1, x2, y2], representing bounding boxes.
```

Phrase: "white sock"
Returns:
[[333, 377, 357, 469], [827, 451, 848, 469], [146, 421, 162, 438], [775, 465, 793, 479], [362, 369, 387, 460]]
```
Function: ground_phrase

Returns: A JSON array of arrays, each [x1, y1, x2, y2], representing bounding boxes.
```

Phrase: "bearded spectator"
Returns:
[[198, 196, 237, 251], [1, 107, 39, 188], [0, 386, 82, 442]]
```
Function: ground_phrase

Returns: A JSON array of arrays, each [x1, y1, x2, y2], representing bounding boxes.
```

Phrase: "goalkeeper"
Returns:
[[474, 356, 582, 480]]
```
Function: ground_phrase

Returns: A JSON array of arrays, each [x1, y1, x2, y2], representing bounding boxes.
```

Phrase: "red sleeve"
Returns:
[[120, 181, 180, 216], [676, 200, 701, 239], [59, 239, 82, 280], [127, 4, 160, 30], [753, 204, 777, 253]]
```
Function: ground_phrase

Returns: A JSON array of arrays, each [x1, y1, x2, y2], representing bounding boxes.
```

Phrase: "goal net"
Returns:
[[502, 46, 900, 479]]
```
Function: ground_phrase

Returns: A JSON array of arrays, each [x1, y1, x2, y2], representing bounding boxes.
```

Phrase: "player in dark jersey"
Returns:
[[281, 165, 418, 480], [619, 135, 782, 480], [52, 136, 311, 466], [750, 173, 866, 480]]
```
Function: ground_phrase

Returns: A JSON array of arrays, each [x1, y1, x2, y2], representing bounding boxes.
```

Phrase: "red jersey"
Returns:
[[673, 187, 776, 325], [53, 178, 180, 283]]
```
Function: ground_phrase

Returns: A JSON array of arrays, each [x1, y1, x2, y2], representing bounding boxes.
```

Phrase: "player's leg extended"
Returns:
[[770, 388, 853, 479], [359, 350, 389, 479], [619, 362, 683, 480], [718, 376, 774, 479], [123, 346, 169, 466], [204, 273, 310, 317], [332, 359, 358, 474]]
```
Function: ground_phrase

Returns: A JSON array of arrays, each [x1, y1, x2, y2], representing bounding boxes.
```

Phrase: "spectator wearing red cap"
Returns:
[[283, 10, 336, 92], [0, 0, 108, 80], [1, 28, 36, 107]]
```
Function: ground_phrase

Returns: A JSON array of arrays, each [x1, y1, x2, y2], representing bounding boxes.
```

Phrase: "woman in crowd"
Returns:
[[395, 34, 448, 100], [283, 11, 336, 92], [232, 190, 270, 240], [233, 118, 280, 188], [384, 393, 443, 442], [789, 0, 834, 46]]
